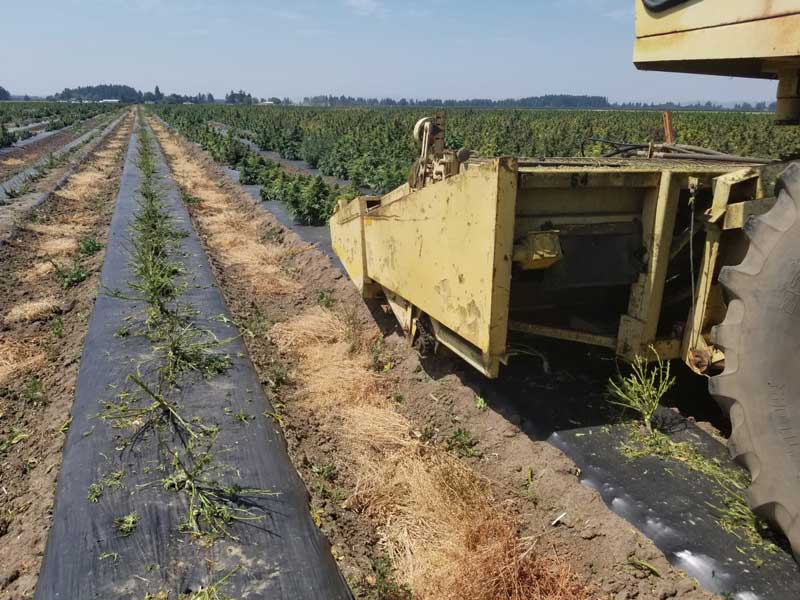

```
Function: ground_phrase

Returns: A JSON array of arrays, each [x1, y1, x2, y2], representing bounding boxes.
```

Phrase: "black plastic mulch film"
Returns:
[[34, 118, 352, 599]]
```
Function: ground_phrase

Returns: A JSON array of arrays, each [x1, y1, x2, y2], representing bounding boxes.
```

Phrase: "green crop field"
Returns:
[[0, 101, 117, 148], [153, 104, 800, 226]]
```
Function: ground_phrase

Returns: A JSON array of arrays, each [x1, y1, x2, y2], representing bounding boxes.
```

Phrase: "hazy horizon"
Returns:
[[3, 0, 778, 104]]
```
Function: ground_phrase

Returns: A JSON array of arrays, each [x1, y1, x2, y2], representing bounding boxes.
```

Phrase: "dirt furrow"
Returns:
[[148, 117, 644, 599], [0, 114, 114, 181], [0, 111, 135, 600]]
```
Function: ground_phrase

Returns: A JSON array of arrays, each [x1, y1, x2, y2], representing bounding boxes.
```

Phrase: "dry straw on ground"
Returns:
[[4, 297, 59, 324], [273, 308, 589, 600], [152, 119, 589, 600], [151, 121, 301, 297], [38, 237, 78, 256], [0, 340, 45, 387]]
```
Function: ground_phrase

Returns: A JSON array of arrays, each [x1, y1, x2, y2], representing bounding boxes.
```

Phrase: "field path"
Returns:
[[33, 117, 350, 600], [0, 113, 116, 180], [0, 111, 136, 600]]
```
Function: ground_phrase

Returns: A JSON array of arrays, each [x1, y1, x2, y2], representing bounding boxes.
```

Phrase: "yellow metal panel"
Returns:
[[509, 321, 617, 350], [618, 172, 680, 358], [330, 197, 373, 297], [681, 224, 721, 373], [635, 12, 800, 72], [635, 0, 799, 38], [362, 158, 518, 355], [723, 198, 776, 230]]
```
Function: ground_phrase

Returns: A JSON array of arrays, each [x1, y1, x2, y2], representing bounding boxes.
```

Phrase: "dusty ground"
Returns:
[[151, 117, 717, 599], [0, 113, 133, 599], [0, 114, 109, 181]]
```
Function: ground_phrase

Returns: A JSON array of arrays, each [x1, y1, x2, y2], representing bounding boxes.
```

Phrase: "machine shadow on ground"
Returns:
[[364, 300, 799, 597]]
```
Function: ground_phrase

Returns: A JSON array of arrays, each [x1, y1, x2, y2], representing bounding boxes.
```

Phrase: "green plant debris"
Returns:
[[160, 451, 276, 542], [0, 428, 30, 453], [186, 566, 240, 600], [474, 395, 487, 411], [621, 428, 777, 550], [264, 363, 287, 388], [224, 407, 252, 424], [87, 483, 104, 503], [81, 119, 280, 578], [264, 411, 285, 428], [241, 306, 270, 337], [607, 347, 674, 433], [20, 378, 45, 406], [355, 557, 413, 600], [311, 506, 324, 527], [50, 257, 89, 289], [153, 323, 232, 383], [98, 551, 119, 563], [79, 235, 103, 255], [103, 469, 125, 489], [261, 225, 284, 244], [114, 512, 139, 537], [317, 290, 336, 308], [312, 463, 338, 482], [521, 466, 540, 504], [628, 558, 661, 578], [446, 428, 479, 458], [50, 316, 65, 338], [3, 179, 33, 199], [181, 191, 201, 205], [100, 372, 216, 442]]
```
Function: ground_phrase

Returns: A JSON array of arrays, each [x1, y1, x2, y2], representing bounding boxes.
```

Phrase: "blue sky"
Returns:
[[2, 0, 776, 103]]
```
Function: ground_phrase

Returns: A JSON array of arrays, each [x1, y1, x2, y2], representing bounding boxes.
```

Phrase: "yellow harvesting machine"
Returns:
[[334, 124, 775, 376], [331, 1, 800, 557]]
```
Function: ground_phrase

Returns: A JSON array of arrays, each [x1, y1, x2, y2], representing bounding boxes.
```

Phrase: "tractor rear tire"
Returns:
[[710, 162, 800, 559]]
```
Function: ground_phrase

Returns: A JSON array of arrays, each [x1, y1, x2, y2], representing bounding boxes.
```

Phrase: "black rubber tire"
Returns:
[[710, 162, 800, 559]]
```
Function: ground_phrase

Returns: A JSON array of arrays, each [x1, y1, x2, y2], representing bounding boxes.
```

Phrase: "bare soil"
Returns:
[[150, 118, 717, 600], [0, 113, 134, 599]]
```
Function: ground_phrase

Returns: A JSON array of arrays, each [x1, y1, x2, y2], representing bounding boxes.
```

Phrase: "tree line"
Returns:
[[299, 94, 777, 112], [48, 84, 218, 104], [4, 82, 776, 112]]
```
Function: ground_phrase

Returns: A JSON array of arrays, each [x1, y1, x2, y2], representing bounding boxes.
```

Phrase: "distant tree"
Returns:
[[154, 85, 163, 101], [0, 86, 12, 101], [52, 84, 140, 102], [225, 89, 254, 105], [23, 94, 30, 101], [207, 92, 215, 103]]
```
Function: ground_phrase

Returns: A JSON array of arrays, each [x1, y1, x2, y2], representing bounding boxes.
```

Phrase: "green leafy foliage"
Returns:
[[154, 104, 800, 197], [0, 101, 117, 149], [607, 348, 675, 434], [50, 257, 89, 289]]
